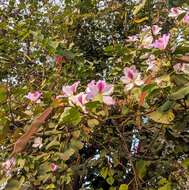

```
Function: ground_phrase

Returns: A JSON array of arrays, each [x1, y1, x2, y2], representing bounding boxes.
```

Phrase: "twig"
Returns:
[[116, 128, 140, 190]]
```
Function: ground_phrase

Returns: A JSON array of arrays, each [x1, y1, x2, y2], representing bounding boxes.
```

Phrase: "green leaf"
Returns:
[[61, 148, 75, 161], [46, 184, 56, 189], [159, 100, 174, 112], [6, 179, 20, 190], [121, 106, 129, 115], [46, 140, 60, 150], [119, 184, 128, 190], [0, 85, 7, 102], [17, 158, 26, 169], [38, 163, 51, 175], [171, 74, 189, 86], [106, 176, 114, 185], [182, 158, 189, 169], [70, 139, 84, 150], [100, 167, 108, 179], [158, 182, 171, 190], [72, 130, 80, 138], [170, 86, 189, 100], [56, 49, 75, 60], [87, 119, 99, 128], [59, 107, 81, 125], [158, 178, 168, 186], [136, 160, 149, 179], [148, 110, 175, 124], [86, 101, 101, 112], [133, 0, 147, 15]]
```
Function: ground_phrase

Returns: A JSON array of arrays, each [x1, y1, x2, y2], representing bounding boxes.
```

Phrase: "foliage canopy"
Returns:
[[0, 0, 189, 190]]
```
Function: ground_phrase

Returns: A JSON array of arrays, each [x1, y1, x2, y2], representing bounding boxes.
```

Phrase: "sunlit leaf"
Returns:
[[148, 110, 174, 124], [119, 184, 128, 190]]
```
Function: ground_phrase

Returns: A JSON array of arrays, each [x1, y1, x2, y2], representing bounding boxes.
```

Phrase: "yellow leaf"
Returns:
[[133, 0, 147, 15], [87, 119, 99, 128], [134, 16, 148, 23], [148, 110, 174, 124], [119, 184, 128, 190]]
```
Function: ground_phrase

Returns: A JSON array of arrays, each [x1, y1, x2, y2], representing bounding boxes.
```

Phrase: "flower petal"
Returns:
[[103, 96, 115, 105]]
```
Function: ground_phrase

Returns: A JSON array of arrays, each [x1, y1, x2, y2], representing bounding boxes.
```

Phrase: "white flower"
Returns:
[[32, 137, 43, 149]]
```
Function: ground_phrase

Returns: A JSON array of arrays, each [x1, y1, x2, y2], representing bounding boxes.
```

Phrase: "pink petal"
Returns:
[[70, 81, 80, 93], [51, 163, 58, 172], [62, 81, 80, 97], [96, 80, 106, 93], [168, 7, 185, 17], [103, 96, 115, 105], [62, 86, 73, 97], [135, 75, 144, 86], [125, 83, 134, 91], [103, 84, 114, 95], [183, 12, 189, 24], [152, 25, 162, 35], [86, 81, 98, 99], [25, 91, 42, 102], [153, 34, 170, 50], [126, 35, 139, 42]]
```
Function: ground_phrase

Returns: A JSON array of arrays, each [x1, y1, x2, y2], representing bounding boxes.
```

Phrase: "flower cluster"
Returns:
[[169, 7, 189, 24], [57, 80, 115, 112], [127, 24, 170, 50]]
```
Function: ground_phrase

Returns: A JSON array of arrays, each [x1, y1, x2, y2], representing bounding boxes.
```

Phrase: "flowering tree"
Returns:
[[0, 0, 189, 190]]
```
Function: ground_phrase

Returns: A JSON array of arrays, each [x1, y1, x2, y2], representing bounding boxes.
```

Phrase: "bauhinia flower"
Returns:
[[51, 163, 58, 172], [141, 34, 153, 49], [168, 7, 185, 18], [153, 34, 170, 50], [173, 63, 189, 74], [183, 12, 189, 24], [146, 55, 158, 72], [121, 66, 144, 91], [126, 35, 139, 42], [1, 157, 16, 176], [86, 80, 115, 105], [152, 25, 162, 35], [32, 137, 43, 149], [25, 91, 42, 103], [62, 81, 80, 97], [70, 92, 88, 113]]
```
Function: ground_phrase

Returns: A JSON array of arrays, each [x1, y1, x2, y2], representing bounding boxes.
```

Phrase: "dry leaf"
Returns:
[[10, 107, 53, 157]]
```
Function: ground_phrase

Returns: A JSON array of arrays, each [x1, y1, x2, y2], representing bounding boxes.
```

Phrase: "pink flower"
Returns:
[[152, 25, 162, 35], [153, 34, 170, 50], [86, 80, 115, 105], [146, 55, 158, 72], [173, 63, 189, 74], [32, 137, 43, 148], [168, 7, 185, 18], [142, 25, 150, 32], [121, 66, 144, 91], [62, 81, 80, 97], [25, 91, 42, 103], [183, 12, 189, 24], [141, 34, 153, 49], [126, 35, 139, 42], [2, 157, 16, 176], [51, 163, 58, 172], [70, 92, 88, 113]]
